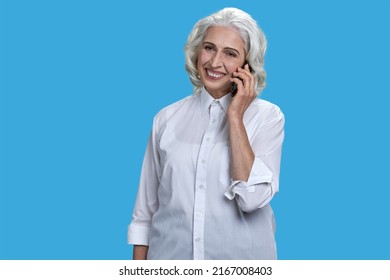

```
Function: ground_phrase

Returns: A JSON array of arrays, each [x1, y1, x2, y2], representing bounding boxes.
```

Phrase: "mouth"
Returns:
[[206, 69, 226, 80]]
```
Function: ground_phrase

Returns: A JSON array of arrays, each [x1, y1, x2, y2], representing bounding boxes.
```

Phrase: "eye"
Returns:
[[226, 51, 238, 57], [204, 44, 214, 51]]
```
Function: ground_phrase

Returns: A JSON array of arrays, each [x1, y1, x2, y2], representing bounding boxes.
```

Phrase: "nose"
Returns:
[[210, 51, 223, 68]]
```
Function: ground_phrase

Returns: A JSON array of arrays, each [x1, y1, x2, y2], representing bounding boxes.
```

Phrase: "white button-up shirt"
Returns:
[[128, 87, 285, 259]]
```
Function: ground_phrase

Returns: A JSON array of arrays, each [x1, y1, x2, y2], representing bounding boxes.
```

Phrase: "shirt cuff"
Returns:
[[127, 224, 151, 246], [224, 157, 273, 200]]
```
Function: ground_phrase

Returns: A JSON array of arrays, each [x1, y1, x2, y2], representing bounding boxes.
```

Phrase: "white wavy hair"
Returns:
[[184, 7, 267, 95]]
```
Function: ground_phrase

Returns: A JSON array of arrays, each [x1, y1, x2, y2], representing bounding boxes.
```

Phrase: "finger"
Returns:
[[237, 66, 253, 85], [238, 64, 252, 77], [230, 77, 244, 87], [232, 71, 251, 88], [239, 65, 255, 92], [230, 77, 245, 93], [232, 77, 252, 97], [230, 78, 254, 103]]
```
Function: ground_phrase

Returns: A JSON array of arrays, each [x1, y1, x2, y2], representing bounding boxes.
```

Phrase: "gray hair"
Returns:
[[184, 7, 267, 95]]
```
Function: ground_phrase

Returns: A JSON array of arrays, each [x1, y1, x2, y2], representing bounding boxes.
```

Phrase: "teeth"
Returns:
[[207, 70, 224, 78]]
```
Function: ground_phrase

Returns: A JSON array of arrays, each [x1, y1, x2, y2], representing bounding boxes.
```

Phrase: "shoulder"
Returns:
[[249, 98, 284, 123], [153, 93, 197, 129]]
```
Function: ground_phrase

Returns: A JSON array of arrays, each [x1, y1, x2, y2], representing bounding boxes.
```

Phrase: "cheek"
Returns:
[[226, 61, 245, 74], [197, 50, 210, 67]]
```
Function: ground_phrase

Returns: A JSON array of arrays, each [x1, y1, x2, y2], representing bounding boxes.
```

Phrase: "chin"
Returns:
[[204, 84, 230, 97]]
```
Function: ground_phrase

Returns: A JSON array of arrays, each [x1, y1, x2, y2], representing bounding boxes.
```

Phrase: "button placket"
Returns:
[[192, 101, 221, 260]]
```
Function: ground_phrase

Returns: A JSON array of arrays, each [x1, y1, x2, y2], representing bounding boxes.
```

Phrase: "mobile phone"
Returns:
[[231, 62, 252, 97], [231, 83, 238, 96]]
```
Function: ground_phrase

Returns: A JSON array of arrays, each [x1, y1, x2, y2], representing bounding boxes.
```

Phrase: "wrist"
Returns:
[[228, 111, 244, 123]]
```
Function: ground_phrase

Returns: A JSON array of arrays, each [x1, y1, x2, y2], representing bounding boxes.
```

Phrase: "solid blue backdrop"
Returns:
[[0, 0, 389, 259]]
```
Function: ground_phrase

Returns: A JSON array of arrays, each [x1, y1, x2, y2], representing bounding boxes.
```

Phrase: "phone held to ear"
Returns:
[[231, 63, 252, 97], [231, 83, 238, 97]]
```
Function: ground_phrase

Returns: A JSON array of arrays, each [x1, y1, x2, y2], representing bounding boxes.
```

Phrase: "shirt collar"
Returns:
[[199, 87, 233, 116]]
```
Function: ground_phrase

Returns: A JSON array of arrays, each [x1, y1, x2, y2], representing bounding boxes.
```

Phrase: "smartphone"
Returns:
[[231, 62, 252, 97], [231, 83, 238, 96]]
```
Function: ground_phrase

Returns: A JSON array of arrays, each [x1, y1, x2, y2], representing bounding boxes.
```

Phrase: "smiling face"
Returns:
[[197, 26, 246, 99]]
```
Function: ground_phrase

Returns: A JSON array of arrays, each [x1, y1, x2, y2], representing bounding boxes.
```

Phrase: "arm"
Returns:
[[133, 245, 149, 260], [226, 65, 284, 212], [127, 117, 161, 258], [228, 115, 255, 181], [228, 64, 257, 182]]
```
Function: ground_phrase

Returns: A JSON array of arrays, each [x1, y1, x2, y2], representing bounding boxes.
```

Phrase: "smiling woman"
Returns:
[[197, 26, 246, 98], [127, 7, 285, 260]]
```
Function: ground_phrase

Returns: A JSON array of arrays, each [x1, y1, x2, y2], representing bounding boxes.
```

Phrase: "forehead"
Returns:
[[203, 26, 245, 50]]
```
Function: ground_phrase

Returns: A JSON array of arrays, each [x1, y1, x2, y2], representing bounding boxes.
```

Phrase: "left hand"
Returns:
[[228, 64, 257, 120]]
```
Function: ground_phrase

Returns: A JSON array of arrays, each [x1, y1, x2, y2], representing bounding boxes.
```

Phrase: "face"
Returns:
[[197, 26, 246, 99]]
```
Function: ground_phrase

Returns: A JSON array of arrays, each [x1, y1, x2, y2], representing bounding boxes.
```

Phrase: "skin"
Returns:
[[133, 245, 148, 260], [133, 26, 256, 260]]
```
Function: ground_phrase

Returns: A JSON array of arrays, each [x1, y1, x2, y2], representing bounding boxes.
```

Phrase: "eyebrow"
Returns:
[[202, 42, 241, 55]]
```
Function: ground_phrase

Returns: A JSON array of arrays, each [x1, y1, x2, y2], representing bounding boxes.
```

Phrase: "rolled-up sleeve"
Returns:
[[224, 106, 285, 212], [127, 224, 151, 245], [127, 117, 160, 245]]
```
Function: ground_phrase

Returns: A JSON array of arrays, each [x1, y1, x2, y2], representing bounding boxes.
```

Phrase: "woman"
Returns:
[[128, 7, 285, 260]]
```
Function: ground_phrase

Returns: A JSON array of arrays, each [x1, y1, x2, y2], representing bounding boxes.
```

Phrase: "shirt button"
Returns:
[[195, 237, 201, 242], [212, 119, 216, 123], [199, 185, 204, 189], [201, 159, 206, 164], [198, 212, 203, 217]]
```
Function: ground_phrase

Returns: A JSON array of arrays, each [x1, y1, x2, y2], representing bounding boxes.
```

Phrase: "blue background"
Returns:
[[1, 0, 389, 260]]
